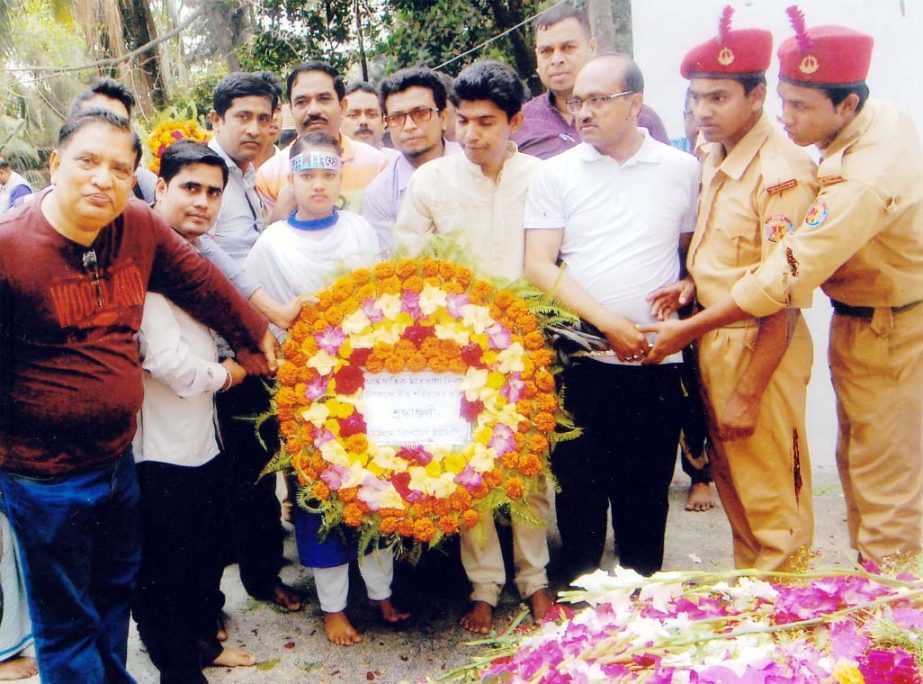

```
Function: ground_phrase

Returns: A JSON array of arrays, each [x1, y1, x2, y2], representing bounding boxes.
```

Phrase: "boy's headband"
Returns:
[[290, 150, 341, 173]]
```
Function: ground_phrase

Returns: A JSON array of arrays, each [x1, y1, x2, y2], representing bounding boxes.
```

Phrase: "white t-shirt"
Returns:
[[524, 132, 699, 364], [134, 293, 228, 467], [244, 209, 381, 340]]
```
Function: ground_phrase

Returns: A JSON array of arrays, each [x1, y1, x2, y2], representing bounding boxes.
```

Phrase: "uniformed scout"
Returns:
[[643, 7, 923, 565], [649, 6, 818, 570]]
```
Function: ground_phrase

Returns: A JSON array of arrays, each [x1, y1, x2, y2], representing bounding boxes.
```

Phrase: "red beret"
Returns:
[[778, 25, 873, 86], [681, 7, 772, 79]]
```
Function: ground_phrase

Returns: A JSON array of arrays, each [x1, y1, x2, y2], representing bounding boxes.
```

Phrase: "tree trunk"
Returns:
[[587, 0, 616, 52], [484, 0, 540, 95], [612, 0, 633, 55], [119, 0, 167, 110]]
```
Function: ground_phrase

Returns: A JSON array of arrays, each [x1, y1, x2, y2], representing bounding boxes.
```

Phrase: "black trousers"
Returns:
[[679, 345, 712, 486], [215, 375, 285, 599], [134, 456, 228, 684], [552, 360, 684, 580]]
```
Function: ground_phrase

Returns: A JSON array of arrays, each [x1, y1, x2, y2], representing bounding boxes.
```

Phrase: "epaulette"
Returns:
[[766, 179, 798, 195]]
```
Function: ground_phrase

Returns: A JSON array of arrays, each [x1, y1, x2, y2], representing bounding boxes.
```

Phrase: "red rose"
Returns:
[[403, 323, 435, 347], [338, 413, 367, 438], [350, 347, 372, 367], [460, 397, 484, 421], [460, 343, 486, 368], [334, 366, 364, 395]]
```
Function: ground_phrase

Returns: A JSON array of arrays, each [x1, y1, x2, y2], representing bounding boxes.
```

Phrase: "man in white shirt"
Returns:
[[524, 54, 699, 582]]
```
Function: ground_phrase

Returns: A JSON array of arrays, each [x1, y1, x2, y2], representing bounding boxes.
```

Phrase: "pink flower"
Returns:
[[304, 376, 328, 401], [460, 397, 484, 421], [315, 326, 346, 355], [361, 298, 385, 323], [319, 464, 347, 490], [454, 465, 483, 490], [337, 413, 366, 438], [487, 323, 511, 350], [859, 648, 921, 684], [396, 445, 433, 466], [489, 424, 515, 456], [357, 476, 387, 511], [446, 293, 469, 319], [401, 291, 423, 319], [313, 429, 335, 448], [404, 323, 434, 347], [390, 471, 424, 503], [501, 373, 525, 402]]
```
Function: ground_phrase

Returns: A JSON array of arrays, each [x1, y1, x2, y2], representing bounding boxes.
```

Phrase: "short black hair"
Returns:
[[379, 68, 448, 113], [212, 72, 279, 118], [0, 158, 10, 170], [159, 140, 229, 188], [290, 131, 342, 158], [739, 75, 767, 96], [822, 83, 869, 113], [534, 4, 591, 38], [253, 70, 284, 107], [450, 61, 527, 120], [286, 61, 345, 103], [58, 110, 140, 166], [68, 77, 137, 119], [346, 81, 379, 99]]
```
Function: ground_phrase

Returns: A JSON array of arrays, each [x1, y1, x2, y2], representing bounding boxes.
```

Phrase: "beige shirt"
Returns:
[[732, 100, 923, 315], [689, 112, 818, 309], [395, 143, 541, 280]]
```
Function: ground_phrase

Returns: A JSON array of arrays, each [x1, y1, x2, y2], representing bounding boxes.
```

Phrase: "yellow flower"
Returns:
[[443, 452, 467, 474], [424, 460, 443, 478], [469, 443, 494, 473], [460, 304, 493, 334], [341, 308, 371, 335], [319, 438, 350, 467], [325, 398, 354, 418], [832, 660, 864, 684], [419, 283, 448, 316], [307, 350, 339, 375], [376, 483, 406, 509], [434, 322, 470, 346], [300, 403, 329, 427], [496, 342, 525, 374], [430, 472, 458, 498]]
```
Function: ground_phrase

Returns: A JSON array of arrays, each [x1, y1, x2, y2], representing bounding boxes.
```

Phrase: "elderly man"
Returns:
[[0, 110, 272, 683], [643, 11, 923, 566], [363, 67, 461, 250], [513, 4, 669, 158], [341, 81, 387, 149], [256, 61, 387, 218], [524, 54, 699, 582]]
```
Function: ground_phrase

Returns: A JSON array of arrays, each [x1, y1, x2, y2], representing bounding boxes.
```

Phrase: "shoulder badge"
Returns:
[[818, 175, 845, 187], [764, 215, 795, 242], [766, 179, 798, 195], [804, 199, 828, 228]]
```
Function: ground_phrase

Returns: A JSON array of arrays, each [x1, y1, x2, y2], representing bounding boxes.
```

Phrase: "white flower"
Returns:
[[460, 303, 493, 333], [434, 322, 470, 345], [461, 367, 489, 400], [430, 472, 458, 498], [376, 293, 402, 320], [369, 323, 404, 346], [307, 350, 338, 375], [495, 342, 525, 373], [340, 308, 371, 335], [638, 577, 684, 613], [419, 284, 447, 316], [374, 484, 405, 510], [300, 403, 329, 427], [468, 442, 495, 474], [319, 438, 349, 467], [371, 446, 401, 471]]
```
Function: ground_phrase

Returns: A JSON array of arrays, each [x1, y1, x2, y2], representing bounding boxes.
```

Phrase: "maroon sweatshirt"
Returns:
[[0, 195, 268, 476]]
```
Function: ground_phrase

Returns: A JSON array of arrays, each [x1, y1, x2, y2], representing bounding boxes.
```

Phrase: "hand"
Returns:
[[270, 294, 318, 330], [598, 313, 650, 362], [220, 358, 248, 389], [637, 318, 695, 365], [235, 329, 279, 376], [270, 184, 297, 222], [718, 390, 760, 440], [647, 277, 696, 321]]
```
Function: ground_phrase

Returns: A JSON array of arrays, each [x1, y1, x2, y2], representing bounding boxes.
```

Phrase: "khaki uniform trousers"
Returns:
[[698, 316, 814, 570], [459, 478, 551, 606], [830, 304, 923, 563]]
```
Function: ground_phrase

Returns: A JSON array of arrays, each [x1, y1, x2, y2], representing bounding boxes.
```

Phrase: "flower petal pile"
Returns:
[[453, 565, 923, 683], [273, 258, 563, 547], [146, 118, 211, 174]]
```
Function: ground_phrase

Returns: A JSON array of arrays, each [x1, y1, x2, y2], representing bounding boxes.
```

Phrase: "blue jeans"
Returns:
[[0, 450, 140, 683]]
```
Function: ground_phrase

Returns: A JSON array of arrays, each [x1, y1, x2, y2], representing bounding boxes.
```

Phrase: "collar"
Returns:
[[577, 128, 659, 165], [288, 208, 339, 231], [460, 141, 519, 180], [208, 139, 255, 180], [709, 111, 772, 181], [822, 99, 876, 161], [542, 91, 570, 121]]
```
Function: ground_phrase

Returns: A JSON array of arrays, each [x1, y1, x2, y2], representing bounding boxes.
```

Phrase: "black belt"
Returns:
[[830, 298, 922, 319]]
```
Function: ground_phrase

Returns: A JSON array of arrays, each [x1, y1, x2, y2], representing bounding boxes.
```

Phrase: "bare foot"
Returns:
[[270, 582, 303, 612], [216, 615, 228, 642], [324, 611, 363, 646], [686, 482, 716, 512], [460, 601, 493, 634], [370, 597, 410, 623], [0, 656, 37, 680], [526, 588, 555, 623], [208, 647, 256, 668]]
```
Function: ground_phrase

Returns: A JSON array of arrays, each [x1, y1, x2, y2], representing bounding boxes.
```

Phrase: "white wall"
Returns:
[[632, 0, 923, 469]]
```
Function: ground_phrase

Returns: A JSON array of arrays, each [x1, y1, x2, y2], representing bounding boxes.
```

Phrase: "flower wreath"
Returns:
[[146, 118, 211, 174], [268, 257, 579, 552]]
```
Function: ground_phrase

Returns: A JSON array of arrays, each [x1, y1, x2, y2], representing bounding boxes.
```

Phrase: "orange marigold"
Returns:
[[518, 453, 543, 477], [537, 393, 559, 413], [516, 400, 536, 417], [277, 406, 295, 423], [357, 283, 376, 300], [454, 266, 473, 287], [406, 353, 427, 372], [438, 262, 457, 279], [513, 432, 526, 450], [366, 355, 386, 372], [316, 292, 334, 310], [523, 331, 546, 350], [285, 438, 302, 455], [449, 487, 473, 511], [373, 262, 395, 279], [279, 420, 298, 437], [310, 453, 325, 470], [395, 339, 416, 357], [290, 321, 311, 343], [419, 337, 441, 359], [325, 304, 345, 324], [493, 290, 515, 309], [522, 381, 538, 399], [428, 355, 449, 372], [385, 354, 406, 373], [535, 369, 556, 392], [403, 275, 425, 293], [298, 306, 319, 324], [395, 259, 418, 278], [311, 481, 330, 500], [520, 358, 536, 378], [438, 514, 459, 535], [500, 451, 519, 469], [380, 276, 402, 295], [343, 502, 364, 527], [379, 516, 399, 535], [276, 387, 297, 407], [396, 518, 415, 537], [505, 477, 524, 499], [331, 279, 354, 302], [443, 281, 464, 295], [432, 498, 452, 516], [345, 434, 369, 454], [413, 518, 436, 543], [483, 469, 503, 488], [461, 509, 480, 528], [517, 420, 531, 434], [535, 412, 556, 432], [311, 318, 330, 334], [527, 434, 549, 454], [421, 259, 440, 277], [471, 279, 493, 298], [282, 339, 300, 358], [448, 357, 467, 374], [277, 362, 299, 386], [339, 487, 359, 503], [530, 349, 555, 368], [516, 315, 539, 334]]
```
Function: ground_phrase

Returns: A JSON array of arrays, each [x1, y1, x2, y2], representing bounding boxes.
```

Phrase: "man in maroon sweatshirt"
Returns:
[[0, 110, 275, 683]]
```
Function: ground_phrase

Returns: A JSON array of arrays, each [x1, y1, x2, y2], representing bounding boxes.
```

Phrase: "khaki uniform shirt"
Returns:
[[689, 112, 818, 308], [395, 143, 541, 281], [732, 100, 923, 315]]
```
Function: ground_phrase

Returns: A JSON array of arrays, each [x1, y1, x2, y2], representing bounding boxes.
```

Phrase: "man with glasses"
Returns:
[[523, 54, 699, 583], [363, 68, 461, 250], [395, 61, 554, 635], [513, 5, 669, 159]]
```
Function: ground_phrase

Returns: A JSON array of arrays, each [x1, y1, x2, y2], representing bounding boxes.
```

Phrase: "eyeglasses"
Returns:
[[82, 249, 103, 307], [565, 91, 634, 114], [384, 107, 439, 129]]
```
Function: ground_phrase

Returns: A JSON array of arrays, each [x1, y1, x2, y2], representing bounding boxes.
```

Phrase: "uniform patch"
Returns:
[[819, 174, 845, 186], [766, 179, 797, 195], [764, 214, 795, 242], [804, 199, 828, 228]]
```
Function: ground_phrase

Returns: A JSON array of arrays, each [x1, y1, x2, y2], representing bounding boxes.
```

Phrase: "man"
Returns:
[[68, 77, 158, 204], [513, 5, 669, 159], [256, 61, 387, 218], [396, 61, 554, 634], [0, 110, 273, 683], [0, 159, 31, 213], [203, 72, 304, 613], [643, 12, 923, 565], [363, 68, 461, 250], [253, 71, 286, 170], [524, 54, 699, 582], [342, 81, 386, 149], [664, 11, 818, 569], [670, 89, 699, 156]]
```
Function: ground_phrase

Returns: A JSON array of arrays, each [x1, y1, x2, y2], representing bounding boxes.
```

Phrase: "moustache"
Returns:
[[303, 115, 328, 127]]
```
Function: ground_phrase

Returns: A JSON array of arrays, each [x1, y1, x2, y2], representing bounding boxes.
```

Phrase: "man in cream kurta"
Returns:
[[395, 61, 552, 635], [675, 15, 818, 571]]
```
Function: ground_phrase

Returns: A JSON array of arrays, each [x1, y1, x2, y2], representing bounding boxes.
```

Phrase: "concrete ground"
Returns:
[[92, 463, 849, 684]]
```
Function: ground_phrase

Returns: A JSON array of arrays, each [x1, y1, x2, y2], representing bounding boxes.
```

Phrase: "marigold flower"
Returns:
[[385, 354, 406, 373], [365, 355, 385, 372], [420, 337, 441, 359], [395, 259, 418, 278], [438, 514, 459, 535], [331, 278, 354, 301], [339, 487, 359, 503], [379, 516, 399, 535], [523, 331, 546, 351], [325, 304, 345, 324], [438, 262, 457, 279], [276, 387, 297, 408], [413, 518, 436, 542], [277, 406, 295, 423], [515, 314, 539, 334], [276, 364, 299, 386], [448, 358, 467, 374], [518, 453, 543, 477], [520, 358, 536, 378], [285, 438, 302, 455], [513, 433, 526, 450], [421, 259, 440, 277], [483, 469, 503, 488], [428, 355, 449, 372], [505, 477, 524, 499], [316, 292, 334, 310], [527, 434, 549, 454], [353, 267, 372, 285], [357, 283, 376, 300], [535, 412, 556, 432], [535, 369, 555, 392], [461, 509, 480, 528], [310, 453, 325, 470], [450, 487, 473, 511], [501, 452, 519, 469], [311, 481, 330, 500], [345, 434, 369, 454], [373, 262, 395, 279], [311, 318, 330, 334], [443, 281, 464, 295], [537, 393, 559, 413], [380, 276, 402, 295], [516, 400, 536, 416], [522, 381, 538, 399], [403, 275, 425, 293], [343, 502, 364, 527], [406, 353, 427, 372], [396, 518, 415, 537]]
